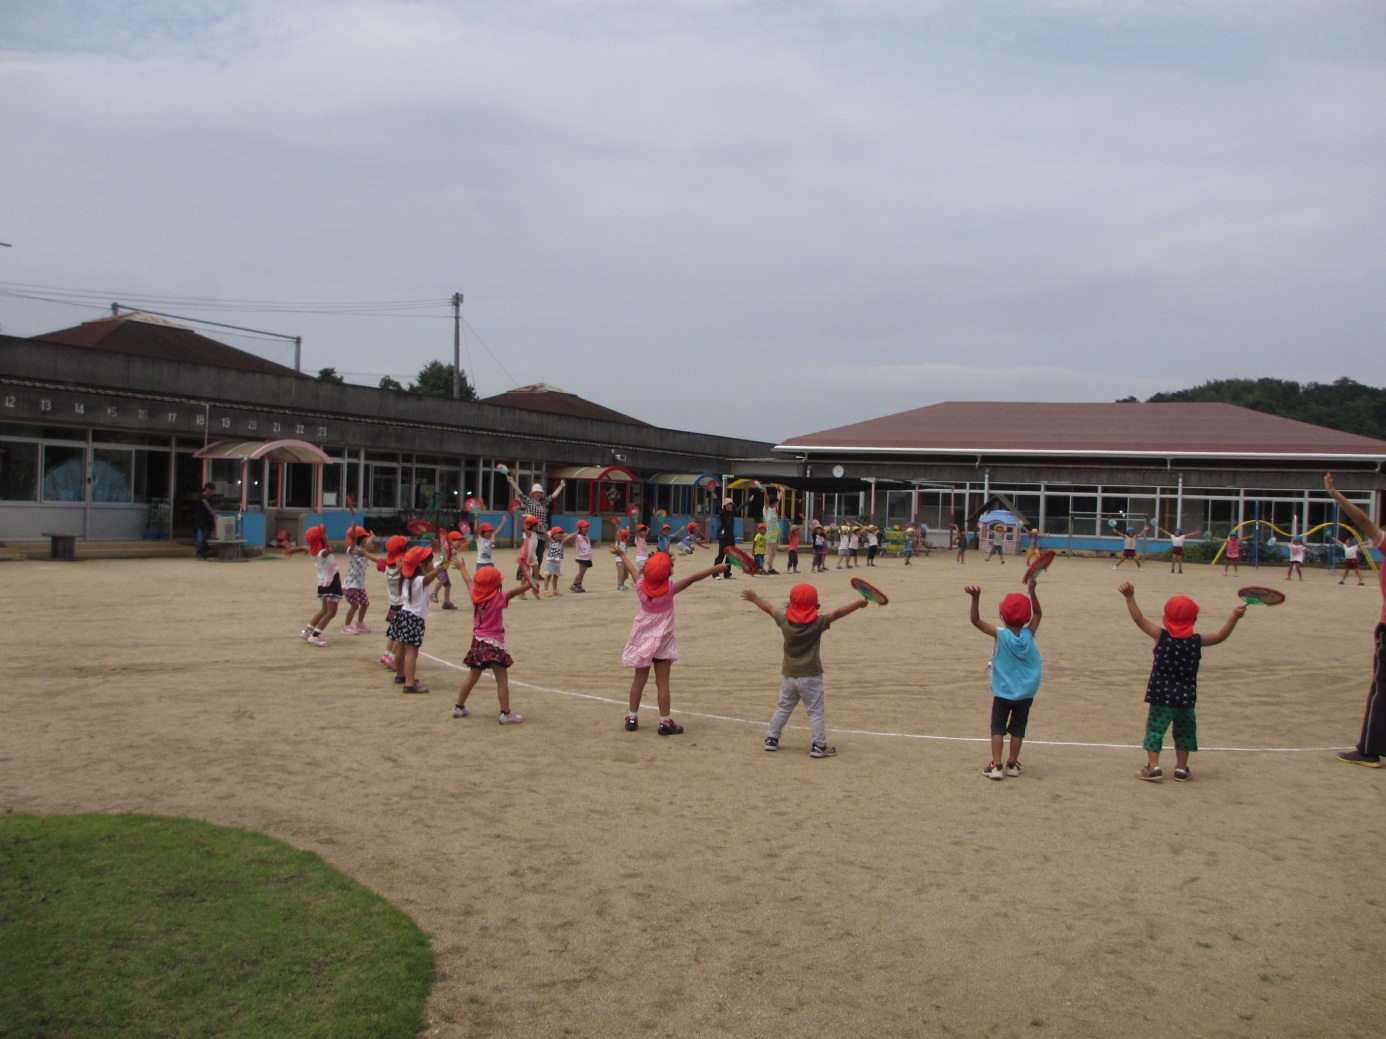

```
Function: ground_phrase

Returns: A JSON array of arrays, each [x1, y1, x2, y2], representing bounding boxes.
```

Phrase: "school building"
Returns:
[[772, 401, 1386, 555]]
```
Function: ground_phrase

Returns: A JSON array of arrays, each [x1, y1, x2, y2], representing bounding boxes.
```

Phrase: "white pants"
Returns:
[[767, 674, 827, 744]]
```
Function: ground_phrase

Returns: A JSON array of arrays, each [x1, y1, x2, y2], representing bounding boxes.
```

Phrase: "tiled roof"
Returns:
[[32, 313, 305, 378], [480, 384, 650, 427], [777, 402, 1386, 459]]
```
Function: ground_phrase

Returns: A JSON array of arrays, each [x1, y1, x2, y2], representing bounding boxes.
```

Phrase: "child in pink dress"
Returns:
[[451, 560, 529, 724], [611, 546, 726, 734]]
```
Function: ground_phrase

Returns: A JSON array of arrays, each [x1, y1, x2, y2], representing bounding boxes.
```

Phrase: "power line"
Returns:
[[0, 282, 452, 316]]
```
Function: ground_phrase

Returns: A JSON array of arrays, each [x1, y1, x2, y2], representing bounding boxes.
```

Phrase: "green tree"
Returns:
[[378, 375, 404, 391], [410, 360, 477, 401], [316, 367, 344, 384], [1145, 377, 1386, 440]]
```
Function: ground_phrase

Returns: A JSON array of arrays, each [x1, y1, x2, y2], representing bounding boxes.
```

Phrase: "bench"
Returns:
[[210, 538, 248, 562], [41, 532, 79, 561]]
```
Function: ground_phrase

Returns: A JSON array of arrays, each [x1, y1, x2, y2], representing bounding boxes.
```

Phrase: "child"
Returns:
[[1286, 535, 1308, 581], [752, 523, 769, 574], [450, 559, 528, 724], [786, 524, 801, 574], [1025, 528, 1040, 563], [541, 525, 577, 597], [954, 524, 968, 564], [1112, 525, 1149, 571], [903, 526, 915, 566], [677, 521, 704, 555], [864, 525, 879, 566], [1156, 526, 1202, 574], [1218, 533, 1242, 576], [379, 535, 408, 670], [965, 581, 1042, 779], [848, 525, 861, 567], [1334, 535, 1366, 586], [1324, 472, 1386, 767], [835, 524, 850, 569], [986, 524, 1005, 564], [341, 526, 378, 634], [811, 525, 828, 572], [1117, 583, 1245, 781], [473, 514, 510, 570], [613, 525, 632, 591], [612, 545, 726, 734], [656, 523, 675, 555], [515, 515, 540, 600], [283, 524, 339, 646], [742, 583, 867, 758], [570, 519, 593, 592], [395, 545, 442, 693], [633, 524, 651, 574]]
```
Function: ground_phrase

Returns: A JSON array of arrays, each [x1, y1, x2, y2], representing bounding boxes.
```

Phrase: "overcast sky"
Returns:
[[2, 1, 1383, 444]]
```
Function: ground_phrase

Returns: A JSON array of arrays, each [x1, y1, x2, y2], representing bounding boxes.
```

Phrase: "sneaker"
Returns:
[[810, 742, 837, 758], [430, 592, 439, 603], [341, 625, 359, 635], [983, 761, 1004, 780], [307, 635, 328, 647], [394, 675, 407, 684], [1004, 761, 1022, 777], [354, 623, 372, 633], [625, 714, 639, 732], [657, 719, 684, 736], [499, 711, 524, 725], [300, 626, 312, 640], [617, 584, 629, 592], [1173, 767, 1191, 781], [379, 653, 395, 669], [452, 705, 470, 718], [1136, 765, 1163, 781], [764, 736, 779, 752], [1337, 750, 1383, 768], [441, 602, 458, 610]]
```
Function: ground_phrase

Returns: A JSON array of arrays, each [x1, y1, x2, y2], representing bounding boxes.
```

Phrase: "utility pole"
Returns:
[[452, 292, 463, 400]]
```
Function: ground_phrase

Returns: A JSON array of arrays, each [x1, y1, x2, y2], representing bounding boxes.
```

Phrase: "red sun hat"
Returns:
[[523, 515, 540, 528], [447, 530, 466, 542], [576, 519, 589, 529], [401, 545, 432, 577], [686, 522, 698, 531], [304, 524, 327, 551], [550, 526, 564, 538], [617, 528, 629, 540], [478, 522, 493, 534], [1162, 595, 1200, 638], [785, 584, 819, 625], [998, 593, 1032, 627], [471, 564, 503, 604], [641, 552, 673, 597], [385, 535, 408, 564]]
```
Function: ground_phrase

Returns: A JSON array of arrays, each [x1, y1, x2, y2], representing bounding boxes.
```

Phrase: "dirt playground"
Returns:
[[2, 548, 1383, 1038]]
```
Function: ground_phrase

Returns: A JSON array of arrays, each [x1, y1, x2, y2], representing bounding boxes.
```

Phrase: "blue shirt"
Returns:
[[991, 628, 1041, 701]]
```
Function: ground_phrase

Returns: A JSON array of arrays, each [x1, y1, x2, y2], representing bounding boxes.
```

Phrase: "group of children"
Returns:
[[283, 476, 1385, 777]]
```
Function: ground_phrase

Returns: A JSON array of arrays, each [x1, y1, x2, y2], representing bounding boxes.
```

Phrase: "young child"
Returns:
[[473, 514, 510, 570], [742, 583, 867, 758], [965, 581, 1042, 779], [284, 524, 340, 647], [341, 526, 378, 634], [450, 559, 528, 724], [1218, 533, 1242, 576], [570, 519, 593, 592], [848, 525, 861, 567], [633, 523, 651, 575], [752, 523, 769, 574], [437, 531, 464, 609], [1118, 583, 1246, 781], [864, 525, 879, 566], [515, 515, 540, 600], [1113, 525, 1149, 571], [612, 545, 726, 735], [541, 525, 577, 597], [786, 524, 801, 574], [811, 525, 828, 572], [986, 524, 1005, 564], [1334, 535, 1366, 586], [395, 545, 442, 693], [379, 535, 408, 670], [1286, 535, 1308, 581], [954, 524, 968, 564], [1025, 528, 1040, 563], [677, 521, 704, 555], [1156, 526, 1202, 575], [903, 526, 915, 566], [835, 524, 851, 570], [612, 525, 632, 590], [656, 523, 675, 555]]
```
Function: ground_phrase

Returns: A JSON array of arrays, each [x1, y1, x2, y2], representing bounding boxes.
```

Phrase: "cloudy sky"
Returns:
[[2, 0, 1383, 443]]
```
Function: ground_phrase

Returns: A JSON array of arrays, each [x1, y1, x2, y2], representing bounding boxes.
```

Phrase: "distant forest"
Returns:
[[1118, 378, 1386, 442]]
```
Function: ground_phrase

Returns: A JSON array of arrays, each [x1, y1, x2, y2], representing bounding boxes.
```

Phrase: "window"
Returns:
[[40, 445, 85, 502], [91, 448, 134, 503], [0, 441, 39, 501]]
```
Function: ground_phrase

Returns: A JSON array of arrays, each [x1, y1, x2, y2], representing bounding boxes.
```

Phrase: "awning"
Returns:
[[548, 464, 638, 482], [647, 472, 721, 487], [193, 439, 332, 464]]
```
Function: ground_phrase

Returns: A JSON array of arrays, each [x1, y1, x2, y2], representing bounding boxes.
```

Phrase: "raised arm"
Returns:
[[673, 562, 728, 593], [1026, 580, 1042, 634], [740, 588, 777, 616], [1117, 582, 1162, 640], [452, 555, 473, 588], [1201, 604, 1247, 647], [964, 586, 996, 637], [1325, 473, 1383, 544], [827, 597, 868, 623]]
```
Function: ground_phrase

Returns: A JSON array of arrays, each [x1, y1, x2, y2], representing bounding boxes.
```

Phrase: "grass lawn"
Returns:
[[0, 813, 434, 1039]]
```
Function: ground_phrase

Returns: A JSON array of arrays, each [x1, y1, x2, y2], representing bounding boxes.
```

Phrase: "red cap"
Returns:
[[785, 584, 819, 625], [998, 593, 1032, 627], [641, 552, 672, 597], [471, 564, 503, 604], [1162, 596, 1200, 639]]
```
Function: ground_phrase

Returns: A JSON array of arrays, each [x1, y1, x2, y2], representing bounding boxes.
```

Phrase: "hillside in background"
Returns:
[[1118, 378, 1386, 441]]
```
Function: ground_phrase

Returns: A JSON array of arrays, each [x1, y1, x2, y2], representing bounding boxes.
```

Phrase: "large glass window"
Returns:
[[40, 445, 86, 501], [0, 441, 39, 501], [91, 448, 134, 503], [284, 463, 316, 509]]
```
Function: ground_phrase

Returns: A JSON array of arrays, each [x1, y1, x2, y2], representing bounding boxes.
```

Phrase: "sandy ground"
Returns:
[[2, 546, 1385, 1039]]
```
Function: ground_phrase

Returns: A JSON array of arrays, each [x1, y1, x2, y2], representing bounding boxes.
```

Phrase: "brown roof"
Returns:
[[777, 402, 1386, 460], [479, 384, 650, 427], [32, 313, 305, 378]]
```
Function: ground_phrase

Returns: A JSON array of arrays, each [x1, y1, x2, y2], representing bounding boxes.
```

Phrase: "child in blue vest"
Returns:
[[966, 581, 1042, 780]]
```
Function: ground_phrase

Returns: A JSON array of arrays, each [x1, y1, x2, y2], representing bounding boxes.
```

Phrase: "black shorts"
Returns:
[[393, 610, 425, 648], [990, 696, 1034, 738]]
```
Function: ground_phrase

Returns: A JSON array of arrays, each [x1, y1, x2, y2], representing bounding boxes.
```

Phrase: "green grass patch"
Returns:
[[0, 813, 433, 1039]]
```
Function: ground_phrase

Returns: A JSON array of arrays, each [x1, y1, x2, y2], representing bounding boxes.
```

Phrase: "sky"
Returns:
[[1, 0, 1383, 444]]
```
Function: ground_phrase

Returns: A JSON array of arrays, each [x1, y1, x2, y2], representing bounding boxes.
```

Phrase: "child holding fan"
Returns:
[[379, 535, 408, 670], [394, 545, 442, 693], [741, 583, 868, 758], [570, 519, 593, 592], [450, 559, 528, 724], [1117, 583, 1245, 781], [965, 581, 1043, 780], [612, 546, 726, 735], [340, 526, 378, 634], [283, 523, 339, 646]]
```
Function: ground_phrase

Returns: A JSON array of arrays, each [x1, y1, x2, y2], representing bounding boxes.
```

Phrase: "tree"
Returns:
[[316, 367, 344, 384], [378, 375, 403, 391], [410, 360, 477, 401]]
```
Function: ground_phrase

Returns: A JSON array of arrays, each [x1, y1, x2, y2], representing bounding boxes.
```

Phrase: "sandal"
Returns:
[[402, 684, 430, 694], [1136, 765, 1163, 782]]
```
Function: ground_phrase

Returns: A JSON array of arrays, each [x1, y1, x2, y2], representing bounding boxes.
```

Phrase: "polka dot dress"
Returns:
[[1145, 631, 1202, 708]]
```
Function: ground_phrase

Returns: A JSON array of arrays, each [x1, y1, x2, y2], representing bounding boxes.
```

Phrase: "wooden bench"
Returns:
[[210, 538, 248, 562], [41, 532, 79, 561]]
